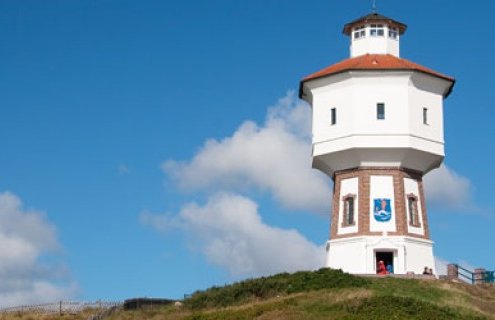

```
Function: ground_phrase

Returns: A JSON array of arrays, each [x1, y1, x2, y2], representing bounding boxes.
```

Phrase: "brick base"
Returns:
[[330, 167, 430, 240]]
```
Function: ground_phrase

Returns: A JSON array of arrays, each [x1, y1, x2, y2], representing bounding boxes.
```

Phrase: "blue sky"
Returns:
[[0, 0, 493, 306]]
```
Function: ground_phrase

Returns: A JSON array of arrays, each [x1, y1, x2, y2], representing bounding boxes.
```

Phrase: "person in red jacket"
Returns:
[[377, 260, 388, 275]]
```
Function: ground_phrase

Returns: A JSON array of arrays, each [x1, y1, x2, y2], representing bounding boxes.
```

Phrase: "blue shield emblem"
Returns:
[[374, 198, 392, 222]]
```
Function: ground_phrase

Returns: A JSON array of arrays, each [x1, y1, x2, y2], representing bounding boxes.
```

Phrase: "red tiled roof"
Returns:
[[300, 54, 455, 97]]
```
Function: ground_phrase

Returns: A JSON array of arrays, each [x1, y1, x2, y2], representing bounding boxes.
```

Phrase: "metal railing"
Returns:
[[455, 264, 494, 285], [483, 270, 495, 283]]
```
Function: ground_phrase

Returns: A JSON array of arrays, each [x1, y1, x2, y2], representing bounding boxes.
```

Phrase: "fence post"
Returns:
[[59, 300, 62, 316], [474, 268, 486, 284], [447, 264, 459, 280]]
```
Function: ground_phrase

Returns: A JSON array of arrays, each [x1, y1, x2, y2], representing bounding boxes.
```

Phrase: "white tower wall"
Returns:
[[408, 73, 447, 142], [350, 26, 400, 57], [308, 72, 450, 176], [327, 236, 435, 275]]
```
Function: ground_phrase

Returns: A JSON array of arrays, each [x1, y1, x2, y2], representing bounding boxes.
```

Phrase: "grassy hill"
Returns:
[[3, 269, 495, 319]]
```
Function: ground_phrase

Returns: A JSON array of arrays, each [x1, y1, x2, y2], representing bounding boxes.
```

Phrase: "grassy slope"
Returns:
[[3, 269, 494, 319], [108, 269, 495, 320]]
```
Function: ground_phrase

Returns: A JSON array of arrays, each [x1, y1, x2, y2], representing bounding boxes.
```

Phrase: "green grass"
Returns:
[[4, 269, 495, 319], [184, 268, 370, 310], [171, 286, 489, 320], [178, 268, 493, 319]]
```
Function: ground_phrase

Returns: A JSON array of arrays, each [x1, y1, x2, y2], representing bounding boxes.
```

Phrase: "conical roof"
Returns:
[[299, 54, 455, 98]]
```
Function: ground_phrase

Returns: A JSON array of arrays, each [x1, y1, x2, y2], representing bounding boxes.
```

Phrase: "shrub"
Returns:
[[184, 268, 370, 310]]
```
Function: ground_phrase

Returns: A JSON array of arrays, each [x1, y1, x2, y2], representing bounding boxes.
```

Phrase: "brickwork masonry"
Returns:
[[330, 167, 430, 240]]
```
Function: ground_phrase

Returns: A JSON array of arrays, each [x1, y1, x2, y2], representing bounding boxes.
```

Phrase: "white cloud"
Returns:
[[141, 192, 325, 277], [163, 91, 331, 214], [0, 192, 77, 308], [434, 256, 449, 276], [424, 164, 473, 211]]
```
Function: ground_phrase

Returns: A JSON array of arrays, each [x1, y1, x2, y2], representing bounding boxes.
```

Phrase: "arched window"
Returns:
[[341, 194, 356, 227], [407, 194, 421, 227]]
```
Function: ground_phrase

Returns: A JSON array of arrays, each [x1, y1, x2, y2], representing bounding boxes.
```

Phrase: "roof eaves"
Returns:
[[299, 68, 455, 98]]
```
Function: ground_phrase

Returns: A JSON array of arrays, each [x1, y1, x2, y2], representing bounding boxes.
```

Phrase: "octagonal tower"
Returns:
[[299, 12, 455, 275]]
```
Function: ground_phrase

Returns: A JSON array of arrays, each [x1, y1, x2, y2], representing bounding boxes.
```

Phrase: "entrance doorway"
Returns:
[[376, 251, 394, 274]]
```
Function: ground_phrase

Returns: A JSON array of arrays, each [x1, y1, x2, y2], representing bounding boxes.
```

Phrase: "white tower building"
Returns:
[[299, 13, 455, 275]]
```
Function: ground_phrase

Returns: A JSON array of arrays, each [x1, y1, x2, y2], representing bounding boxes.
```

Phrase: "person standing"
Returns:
[[377, 261, 388, 275]]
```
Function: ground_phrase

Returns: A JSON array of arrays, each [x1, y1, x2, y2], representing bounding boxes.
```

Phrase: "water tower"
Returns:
[[299, 12, 455, 274]]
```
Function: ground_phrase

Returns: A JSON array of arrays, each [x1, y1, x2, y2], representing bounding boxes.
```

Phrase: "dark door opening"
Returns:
[[376, 251, 394, 273]]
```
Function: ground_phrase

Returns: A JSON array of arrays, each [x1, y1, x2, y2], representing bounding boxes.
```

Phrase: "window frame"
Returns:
[[388, 27, 399, 40], [377, 103, 385, 120], [341, 194, 357, 227], [370, 24, 385, 37], [407, 194, 421, 228], [353, 25, 366, 40], [331, 107, 337, 125]]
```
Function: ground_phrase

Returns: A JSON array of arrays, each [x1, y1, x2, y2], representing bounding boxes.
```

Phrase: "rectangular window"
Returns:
[[389, 27, 399, 39], [423, 108, 428, 125], [331, 108, 336, 125], [353, 26, 366, 39], [377, 103, 385, 120], [346, 197, 355, 225], [407, 195, 420, 227], [370, 24, 384, 37]]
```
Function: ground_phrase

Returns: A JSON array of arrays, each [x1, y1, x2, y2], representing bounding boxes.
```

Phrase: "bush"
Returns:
[[184, 268, 370, 310]]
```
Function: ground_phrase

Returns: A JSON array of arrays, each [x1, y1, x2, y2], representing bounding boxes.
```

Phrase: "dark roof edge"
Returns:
[[343, 13, 407, 35], [299, 69, 455, 99]]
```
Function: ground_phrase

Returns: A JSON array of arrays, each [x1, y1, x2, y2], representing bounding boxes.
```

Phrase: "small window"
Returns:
[[342, 194, 356, 227], [331, 108, 337, 125], [353, 26, 366, 39], [423, 108, 428, 125], [377, 103, 385, 120], [389, 27, 399, 39], [370, 24, 384, 37], [407, 194, 420, 227]]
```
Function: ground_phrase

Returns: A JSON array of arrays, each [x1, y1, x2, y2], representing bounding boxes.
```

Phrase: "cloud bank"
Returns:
[[142, 193, 324, 277], [0, 192, 77, 308], [163, 93, 330, 214], [424, 164, 473, 211]]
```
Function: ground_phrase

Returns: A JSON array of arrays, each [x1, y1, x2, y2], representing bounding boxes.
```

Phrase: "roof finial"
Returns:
[[372, 0, 377, 13]]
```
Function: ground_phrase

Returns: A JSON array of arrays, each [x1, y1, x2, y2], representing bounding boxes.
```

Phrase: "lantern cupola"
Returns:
[[343, 12, 407, 57]]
